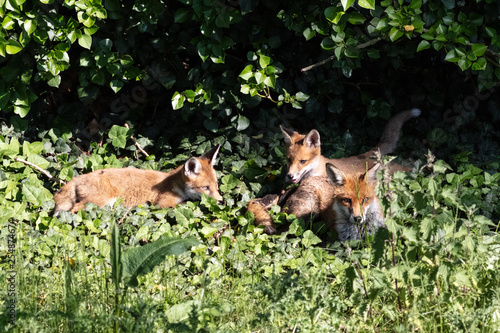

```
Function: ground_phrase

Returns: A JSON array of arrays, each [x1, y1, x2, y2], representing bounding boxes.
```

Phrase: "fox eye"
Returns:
[[343, 198, 352, 205], [363, 197, 370, 203], [299, 159, 307, 165], [202, 186, 210, 191]]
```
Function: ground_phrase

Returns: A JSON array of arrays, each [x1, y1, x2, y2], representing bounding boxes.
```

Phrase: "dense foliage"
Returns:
[[1, 0, 500, 331]]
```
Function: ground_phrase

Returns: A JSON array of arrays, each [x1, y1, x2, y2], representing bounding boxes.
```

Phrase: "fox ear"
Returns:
[[365, 163, 381, 183], [304, 129, 320, 149], [326, 163, 345, 186], [200, 144, 221, 166], [280, 125, 295, 146], [184, 157, 202, 178]]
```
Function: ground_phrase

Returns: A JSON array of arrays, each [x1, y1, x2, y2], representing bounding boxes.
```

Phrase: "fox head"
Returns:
[[326, 162, 384, 239], [280, 125, 322, 183], [182, 145, 223, 202]]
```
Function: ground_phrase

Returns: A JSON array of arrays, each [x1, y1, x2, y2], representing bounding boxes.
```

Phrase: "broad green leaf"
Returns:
[[236, 115, 250, 131], [108, 125, 132, 149], [6, 39, 23, 54], [417, 40, 431, 52], [122, 236, 199, 287], [389, 27, 403, 42], [303, 27, 316, 41], [110, 80, 124, 93], [47, 75, 61, 88], [24, 19, 37, 35], [472, 57, 486, 71], [358, 0, 375, 10], [471, 44, 487, 57], [171, 91, 185, 110], [239, 65, 254, 81], [259, 54, 271, 68], [78, 34, 92, 49], [302, 230, 321, 247], [341, 0, 355, 10], [27, 154, 50, 169]]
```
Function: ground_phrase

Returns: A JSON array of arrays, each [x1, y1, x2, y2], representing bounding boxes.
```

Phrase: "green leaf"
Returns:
[[348, 13, 366, 25], [78, 34, 92, 49], [389, 27, 403, 42], [325, 7, 344, 24], [108, 125, 132, 149], [27, 154, 50, 169], [236, 115, 250, 131], [171, 91, 185, 110], [358, 0, 375, 10], [110, 80, 124, 93], [471, 44, 487, 57], [24, 19, 37, 35], [472, 57, 486, 71], [5, 39, 23, 55], [239, 65, 254, 81], [417, 40, 431, 52], [444, 49, 459, 63], [302, 230, 321, 247], [340, 0, 355, 10], [259, 54, 271, 68], [122, 237, 199, 287], [303, 27, 316, 41], [110, 222, 122, 285], [174, 8, 190, 23], [47, 75, 61, 88]]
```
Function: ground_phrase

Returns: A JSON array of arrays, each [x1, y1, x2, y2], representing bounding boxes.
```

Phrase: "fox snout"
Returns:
[[286, 173, 301, 184], [351, 215, 363, 224]]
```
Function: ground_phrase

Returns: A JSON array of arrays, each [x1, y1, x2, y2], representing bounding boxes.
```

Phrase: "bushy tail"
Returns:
[[374, 108, 420, 155], [53, 182, 76, 216]]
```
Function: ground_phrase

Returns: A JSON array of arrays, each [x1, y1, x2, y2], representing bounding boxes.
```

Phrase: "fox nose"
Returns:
[[353, 216, 362, 223], [286, 174, 299, 183]]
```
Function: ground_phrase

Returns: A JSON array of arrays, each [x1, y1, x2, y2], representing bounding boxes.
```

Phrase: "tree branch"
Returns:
[[300, 37, 383, 72], [14, 157, 66, 185]]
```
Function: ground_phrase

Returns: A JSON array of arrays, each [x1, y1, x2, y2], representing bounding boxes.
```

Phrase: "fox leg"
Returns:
[[248, 194, 279, 234]]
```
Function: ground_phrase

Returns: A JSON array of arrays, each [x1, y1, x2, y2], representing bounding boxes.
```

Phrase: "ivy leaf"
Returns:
[[78, 34, 93, 49], [302, 230, 321, 247], [417, 40, 431, 52], [236, 115, 250, 131], [239, 65, 254, 81], [471, 43, 487, 57], [389, 27, 404, 42], [108, 125, 132, 149], [358, 0, 375, 10], [340, 0, 355, 10]]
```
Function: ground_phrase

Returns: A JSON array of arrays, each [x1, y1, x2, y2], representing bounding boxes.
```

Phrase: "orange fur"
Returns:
[[53, 145, 222, 215], [280, 108, 420, 183]]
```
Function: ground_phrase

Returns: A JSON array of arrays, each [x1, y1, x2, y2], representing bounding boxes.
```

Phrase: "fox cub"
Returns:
[[252, 163, 383, 241], [280, 108, 420, 183], [53, 145, 222, 215], [249, 108, 420, 239]]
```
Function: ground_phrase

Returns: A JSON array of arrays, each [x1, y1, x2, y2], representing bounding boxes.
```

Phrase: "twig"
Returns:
[[14, 157, 66, 185], [300, 37, 383, 72], [117, 207, 133, 225], [124, 123, 149, 157]]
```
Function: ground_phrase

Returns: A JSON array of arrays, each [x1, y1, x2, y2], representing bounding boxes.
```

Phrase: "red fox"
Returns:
[[250, 163, 384, 241], [249, 108, 419, 238], [280, 108, 420, 183], [53, 145, 222, 215]]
